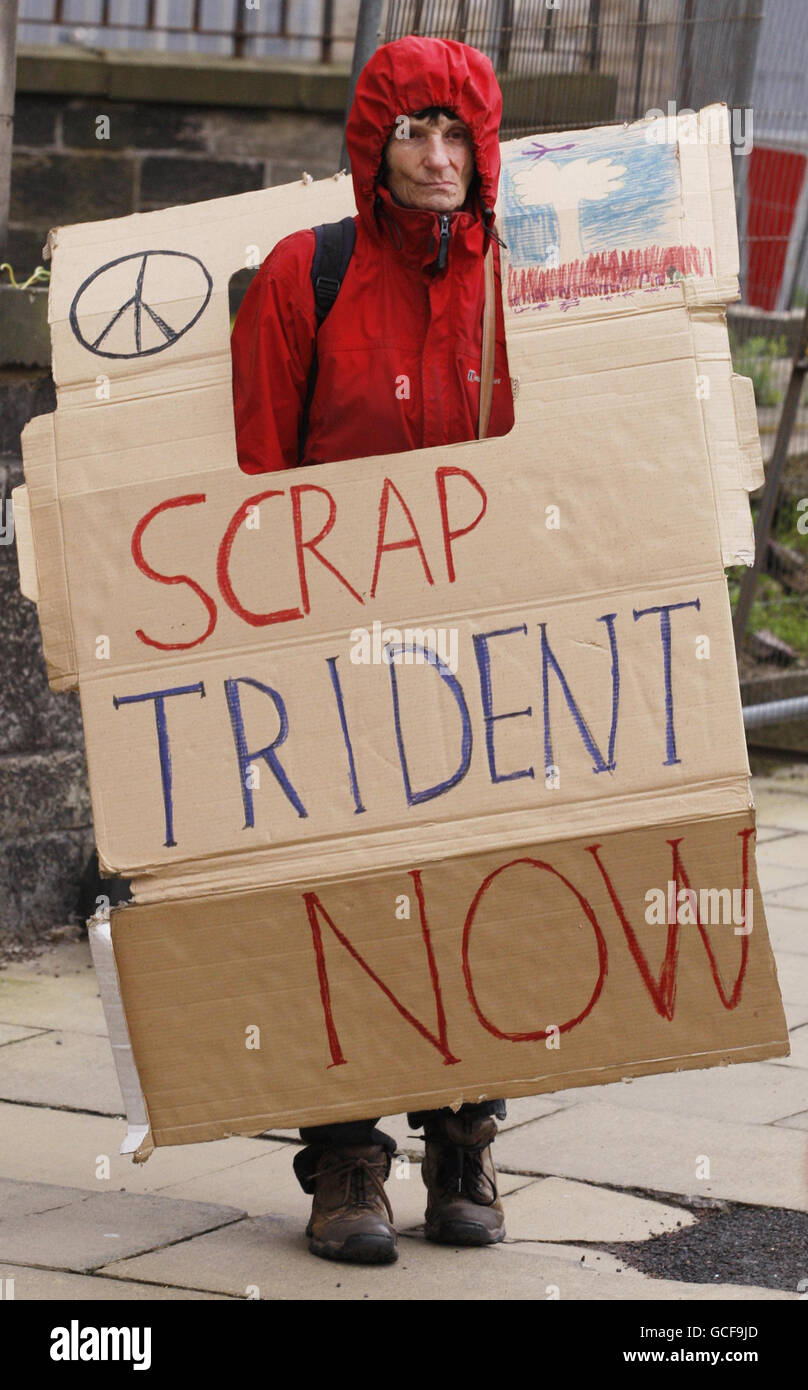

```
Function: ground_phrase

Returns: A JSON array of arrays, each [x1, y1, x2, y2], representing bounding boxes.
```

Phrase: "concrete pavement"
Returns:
[[1, 774, 806, 1301]]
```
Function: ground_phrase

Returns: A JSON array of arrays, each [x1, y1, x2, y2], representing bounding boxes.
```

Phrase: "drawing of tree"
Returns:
[[512, 157, 627, 265]]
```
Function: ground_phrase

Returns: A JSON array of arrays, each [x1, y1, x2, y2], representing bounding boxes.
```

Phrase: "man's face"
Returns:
[[383, 112, 475, 214]]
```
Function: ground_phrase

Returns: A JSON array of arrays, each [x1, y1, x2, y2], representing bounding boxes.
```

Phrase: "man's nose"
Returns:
[[423, 135, 452, 169]]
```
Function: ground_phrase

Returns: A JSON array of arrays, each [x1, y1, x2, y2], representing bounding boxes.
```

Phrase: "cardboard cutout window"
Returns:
[[228, 235, 515, 474]]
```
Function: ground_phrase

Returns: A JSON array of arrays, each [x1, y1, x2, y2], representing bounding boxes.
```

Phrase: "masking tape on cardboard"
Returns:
[[87, 913, 152, 1159], [731, 372, 766, 491], [11, 486, 39, 604]]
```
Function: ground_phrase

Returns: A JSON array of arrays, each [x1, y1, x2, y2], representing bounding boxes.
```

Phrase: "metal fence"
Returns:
[[17, 0, 362, 64]]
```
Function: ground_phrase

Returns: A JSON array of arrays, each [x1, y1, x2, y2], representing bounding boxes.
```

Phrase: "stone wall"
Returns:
[[8, 50, 347, 274], [1, 54, 347, 946], [0, 372, 97, 949]]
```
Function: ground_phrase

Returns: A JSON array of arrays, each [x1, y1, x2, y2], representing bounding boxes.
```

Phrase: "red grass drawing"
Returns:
[[507, 243, 714, 310]]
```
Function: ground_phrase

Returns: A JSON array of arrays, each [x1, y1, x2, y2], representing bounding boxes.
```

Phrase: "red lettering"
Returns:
[[291, 484, 363, 613], [370, 477, 434, 598], [131, 494, 217, 651], [217, 490, 303, 627], [586, 827, 753, 1017], [436, 465, 488, 584], [303, 868, 460, 1068], [673, 829, 753, 1010], [461, 857, 608, 1040]]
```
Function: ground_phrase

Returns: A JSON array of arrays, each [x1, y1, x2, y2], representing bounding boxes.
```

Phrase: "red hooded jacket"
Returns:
[[231, 36, 514, 473]]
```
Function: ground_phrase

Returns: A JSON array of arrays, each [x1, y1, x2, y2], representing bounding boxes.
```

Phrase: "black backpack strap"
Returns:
[[298, 216, 357, 464], [311, 216, 356, 323]]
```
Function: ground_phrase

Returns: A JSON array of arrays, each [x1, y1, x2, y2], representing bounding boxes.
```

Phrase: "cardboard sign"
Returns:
[[15, 107, 788, 1159]]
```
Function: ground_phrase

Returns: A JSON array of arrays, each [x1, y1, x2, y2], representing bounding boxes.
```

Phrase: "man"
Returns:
[[231, 35, 514, 1265]]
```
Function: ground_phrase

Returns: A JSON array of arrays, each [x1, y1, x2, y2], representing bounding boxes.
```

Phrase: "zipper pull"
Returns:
[[436, 213, 450, 270]]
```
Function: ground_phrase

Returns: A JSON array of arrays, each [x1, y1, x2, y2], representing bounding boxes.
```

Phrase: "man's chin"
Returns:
[[413, 192, 464, 212]]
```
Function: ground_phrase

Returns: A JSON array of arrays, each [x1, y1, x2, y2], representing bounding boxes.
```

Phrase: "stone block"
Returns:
[[62, 100, 209, 152], [10, 152, 135, 225], [139, 155, 264, 210], [10, 96, 61, 148], [0, 752, 92, 836], [0, 375, 56, 455], [200, 109, 342, 161], [0, 285, 50, 367], [0, 830, 95, 942], [2, 227, 51, 282]]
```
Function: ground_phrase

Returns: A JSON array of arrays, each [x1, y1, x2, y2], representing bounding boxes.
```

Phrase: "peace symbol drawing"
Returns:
[[68, 250, 213, 359]]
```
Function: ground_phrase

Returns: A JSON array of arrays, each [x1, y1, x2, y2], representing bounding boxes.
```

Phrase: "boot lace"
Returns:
[[435, 1140, 498, 1207], [319, 1153, 394, 1221]]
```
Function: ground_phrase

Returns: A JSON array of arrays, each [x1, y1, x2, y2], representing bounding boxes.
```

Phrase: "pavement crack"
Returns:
[[86, 1212, 250, 1273]]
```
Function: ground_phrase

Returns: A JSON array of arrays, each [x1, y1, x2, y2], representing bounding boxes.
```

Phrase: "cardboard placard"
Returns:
[[15, 107, 787, 1159]]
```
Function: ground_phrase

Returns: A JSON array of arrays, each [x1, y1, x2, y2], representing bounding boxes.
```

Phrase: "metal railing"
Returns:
[[18, 0, 358, 64]]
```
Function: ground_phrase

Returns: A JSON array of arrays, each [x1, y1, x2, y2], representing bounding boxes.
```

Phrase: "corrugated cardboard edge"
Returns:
[[137, 1044, 791, 1150], [18, 411, 78, 691], [678, 107, 763, 567], [87, 909, 154, 1163], [11, 485, 38, 602], [731, 371, 766, 492]]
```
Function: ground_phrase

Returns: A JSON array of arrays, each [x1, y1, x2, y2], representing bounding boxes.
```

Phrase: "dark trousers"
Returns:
[[294, 1100, 507, 1194]]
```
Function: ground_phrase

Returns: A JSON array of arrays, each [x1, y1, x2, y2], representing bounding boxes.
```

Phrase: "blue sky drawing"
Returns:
[[501, 128, 681, 268]]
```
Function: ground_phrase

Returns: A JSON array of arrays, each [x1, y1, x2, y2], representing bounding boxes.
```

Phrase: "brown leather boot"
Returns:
[[305, 1143, 398, 1264], [421, 1111, 506, 1246]]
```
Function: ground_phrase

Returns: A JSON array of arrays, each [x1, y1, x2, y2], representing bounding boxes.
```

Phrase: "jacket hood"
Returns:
[[345, 37, 503, 238]]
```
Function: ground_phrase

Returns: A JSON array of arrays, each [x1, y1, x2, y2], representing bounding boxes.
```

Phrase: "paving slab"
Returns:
[[753, 792, 808, 832], [497, 1093, 578, 1129], [0, 1186, 245, 1273], [769, 1023, 808, 1071], [0, 1101, 284, 1192], [774, 1111, 808, 1131], [97, 1213, 796, 1301], [500, 1176, 695, 1243], [498, 1242, 797, 1300], [766, 906, 808, 956], [754, 832, 808, 869], [766, 881, 808, 911], [771, 950, 808, 1006], [0, 970, 106, 1035], [155, 1139, 532, 1222], [0, 1023, 47, 1046], [0, 1262, 232, 1299], [0, 1177, 90, 1221], [756, 864, 808, 894], [0, 1030, 124, 1115], [784, 998, 808, 1030], [754, 826, 800, 844], [493, 1102, 808, 1211], [529, 1061, 808, 1126]]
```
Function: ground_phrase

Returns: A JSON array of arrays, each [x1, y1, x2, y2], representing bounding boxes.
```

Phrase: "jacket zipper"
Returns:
[[436, 213, 450, 270]]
